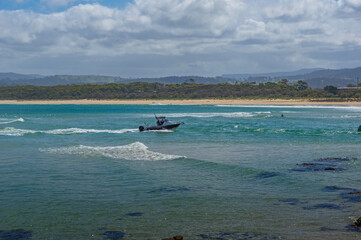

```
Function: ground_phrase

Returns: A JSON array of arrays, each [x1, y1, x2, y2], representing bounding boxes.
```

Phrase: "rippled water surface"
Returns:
[[1, 104, 361, 239]]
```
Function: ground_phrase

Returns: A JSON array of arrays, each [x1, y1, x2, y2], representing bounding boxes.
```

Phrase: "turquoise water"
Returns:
[[1, 104, 361, 240]]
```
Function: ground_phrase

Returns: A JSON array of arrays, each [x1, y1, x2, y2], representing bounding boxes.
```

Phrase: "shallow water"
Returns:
[[1, 104, 361, 239]]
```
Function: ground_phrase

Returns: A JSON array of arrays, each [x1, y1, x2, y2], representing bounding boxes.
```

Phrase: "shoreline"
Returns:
[[1, 99, 361, 105]]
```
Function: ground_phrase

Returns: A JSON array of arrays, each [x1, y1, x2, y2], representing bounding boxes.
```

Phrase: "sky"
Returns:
[[0, 0, 360, 77]]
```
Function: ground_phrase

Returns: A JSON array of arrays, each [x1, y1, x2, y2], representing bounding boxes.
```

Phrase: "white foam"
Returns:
[[0, 118, 24, 124], [45, 128, 138, 135], [0, 127, 138, 136], [146, 129, 174, 133], [40, 142, 184, 161], [0, 127, 36, 136]]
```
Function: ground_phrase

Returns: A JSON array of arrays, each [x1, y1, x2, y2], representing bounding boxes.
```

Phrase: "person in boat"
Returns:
[[156, 116, 166, 126]]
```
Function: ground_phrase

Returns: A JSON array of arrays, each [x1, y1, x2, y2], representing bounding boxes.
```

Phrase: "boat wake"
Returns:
[[0, 118, 24, 124], [0, 127, 138, 136], [40, 142, 185, 161]]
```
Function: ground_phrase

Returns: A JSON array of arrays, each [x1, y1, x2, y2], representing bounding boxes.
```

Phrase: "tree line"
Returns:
[[0, 80, 361, 100]]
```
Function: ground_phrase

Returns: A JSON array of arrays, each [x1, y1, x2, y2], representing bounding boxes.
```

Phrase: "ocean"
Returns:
[[0, 104, 361, 240]]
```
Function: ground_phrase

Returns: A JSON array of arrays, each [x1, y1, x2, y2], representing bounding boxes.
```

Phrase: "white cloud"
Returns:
[[343, 0, 361, 8], [0, 0, 360, 76]]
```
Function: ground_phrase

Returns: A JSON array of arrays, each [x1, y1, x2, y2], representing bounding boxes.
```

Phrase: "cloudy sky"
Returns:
[[0, 0, 360, 77]]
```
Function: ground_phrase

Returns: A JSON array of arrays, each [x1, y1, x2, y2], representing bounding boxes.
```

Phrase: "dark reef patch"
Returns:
[[320, 227, 337, 231], [0, 229, 32, 240], [292, 162, 344, 172], [345, 225, 361, 233], [147, 186, 191, 194], [340, 191, 361, 202], [256, 172, 282, 179], [103, 231, 125, 240], [125, 212, 143, 217], [322, 186, 356, 192], [302, 203, 341, 210], [291, 157, 356, 172], [278, 198, 307, 206], [322, 185, 361, 203], [316, 157, 356, 162]]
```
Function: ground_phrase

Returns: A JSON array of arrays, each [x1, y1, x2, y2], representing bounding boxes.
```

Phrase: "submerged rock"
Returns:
[[355, 217, 361, 227], [0, 229, 32, 240], [346, 218, 361, 233]]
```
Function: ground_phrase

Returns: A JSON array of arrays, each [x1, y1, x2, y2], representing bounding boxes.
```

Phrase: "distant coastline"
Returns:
[[2, 99, 361, 105]]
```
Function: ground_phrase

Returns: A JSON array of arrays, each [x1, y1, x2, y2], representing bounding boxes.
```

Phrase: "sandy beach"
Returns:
[[1, 99, 361, 105]]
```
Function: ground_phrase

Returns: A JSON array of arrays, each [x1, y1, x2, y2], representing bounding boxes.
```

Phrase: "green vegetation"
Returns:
[[1, 81, 361, 100]]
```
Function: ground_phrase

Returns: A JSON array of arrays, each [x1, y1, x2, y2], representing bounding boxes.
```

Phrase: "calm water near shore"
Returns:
[[1, 104, 361, 240]]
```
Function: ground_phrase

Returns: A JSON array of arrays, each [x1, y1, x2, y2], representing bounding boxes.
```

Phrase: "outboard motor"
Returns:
[[139, 126, 145, 132]]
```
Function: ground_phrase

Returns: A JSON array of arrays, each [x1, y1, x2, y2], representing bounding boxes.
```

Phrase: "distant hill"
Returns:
[[222, 68, 324, 79], [0, 66, 360, 88], [0, 75, 235, 86], [0, 72, 43, 81], [222, 66, 361, 88]]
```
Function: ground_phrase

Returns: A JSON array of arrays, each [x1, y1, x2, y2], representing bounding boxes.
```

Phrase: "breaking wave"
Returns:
[[0, 118, 24, 124], [0, 127, 36, 136], [0, 127, 138, 136], [40, 142, 184, 161], [215, 105, 361, 111], [155, 112, 270, 118]]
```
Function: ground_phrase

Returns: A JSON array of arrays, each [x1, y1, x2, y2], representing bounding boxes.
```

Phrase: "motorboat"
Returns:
[[139, 115, 183, 132]]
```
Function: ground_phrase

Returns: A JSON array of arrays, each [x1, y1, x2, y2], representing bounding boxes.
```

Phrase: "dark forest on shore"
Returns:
[[1, 80, 361, 100]]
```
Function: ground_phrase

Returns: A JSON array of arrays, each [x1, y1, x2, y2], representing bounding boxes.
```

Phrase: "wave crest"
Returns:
[[40, 142, 184, 161], [0, 118, 24, 124]]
